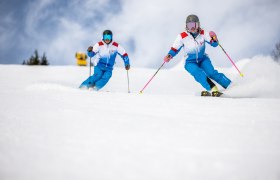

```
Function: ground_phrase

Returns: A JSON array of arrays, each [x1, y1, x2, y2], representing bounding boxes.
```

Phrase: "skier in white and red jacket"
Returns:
[[80, 30, 130, 90], [164, 15, 231, 97]]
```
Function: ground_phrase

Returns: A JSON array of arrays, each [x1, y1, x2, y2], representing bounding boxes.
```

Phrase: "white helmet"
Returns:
[[186, 14, 200, 33]]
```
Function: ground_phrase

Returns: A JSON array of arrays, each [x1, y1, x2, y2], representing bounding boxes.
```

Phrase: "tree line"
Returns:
[[272, 41, 280, 63], [22, 50, 49, 65]]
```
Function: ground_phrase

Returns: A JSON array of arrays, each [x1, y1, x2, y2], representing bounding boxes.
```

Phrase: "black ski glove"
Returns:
[[87, 46, 93, 52]]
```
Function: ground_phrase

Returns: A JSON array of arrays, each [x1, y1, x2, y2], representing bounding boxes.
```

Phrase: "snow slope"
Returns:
[[0, 56, 280, 180]]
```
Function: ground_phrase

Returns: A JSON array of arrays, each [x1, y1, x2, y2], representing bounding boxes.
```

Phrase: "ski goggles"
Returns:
[[103, 34, 112, 41], [186, 22, 199, 31]]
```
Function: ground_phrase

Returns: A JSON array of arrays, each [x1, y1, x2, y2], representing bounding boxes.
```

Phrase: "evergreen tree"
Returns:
[[272, 41, 280, 63], [23, 49, 49, 65], [40, 53, 49, 65], [26, 50, 40, 65], [27, 55, 35, 65]]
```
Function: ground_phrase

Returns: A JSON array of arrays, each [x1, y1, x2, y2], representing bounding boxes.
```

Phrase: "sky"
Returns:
[[0, 0, 280, 68]]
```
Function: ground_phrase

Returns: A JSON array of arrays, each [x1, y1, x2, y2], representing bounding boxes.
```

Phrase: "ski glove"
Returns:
[[87, 46, 93, 52], [125, 64, 130, 70], [87, 51, 95, 58], [209, 31, 218, 42], [87, 46, 95, 57], [164, 54, 172, 62], [209, 31, 219, 47]]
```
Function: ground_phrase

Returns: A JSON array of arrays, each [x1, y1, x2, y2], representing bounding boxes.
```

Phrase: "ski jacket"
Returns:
[[90, 40, 130, 70], [167, 29, 218, 63]]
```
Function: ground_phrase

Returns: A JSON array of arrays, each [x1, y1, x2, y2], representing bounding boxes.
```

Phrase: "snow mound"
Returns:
[[225, 56, 280, 98]]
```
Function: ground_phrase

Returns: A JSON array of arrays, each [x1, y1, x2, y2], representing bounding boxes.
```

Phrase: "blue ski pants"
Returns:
[[80, 66, 112, 90], [185, 57, 231, 91]]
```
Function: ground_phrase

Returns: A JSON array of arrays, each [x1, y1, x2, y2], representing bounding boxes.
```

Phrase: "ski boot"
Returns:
[[201, 91, 211, 96], [212, 91, 223, 97], [88, 85, 97, 91], [79, 82, 95, 90], [210, 86, 223, 97]]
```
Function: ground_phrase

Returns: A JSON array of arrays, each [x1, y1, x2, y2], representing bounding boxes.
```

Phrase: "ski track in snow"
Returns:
[[0, 56, 280, 180]]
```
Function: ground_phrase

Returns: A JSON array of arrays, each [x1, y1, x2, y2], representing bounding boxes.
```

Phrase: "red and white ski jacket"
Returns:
[[91, 40, 129, 69]]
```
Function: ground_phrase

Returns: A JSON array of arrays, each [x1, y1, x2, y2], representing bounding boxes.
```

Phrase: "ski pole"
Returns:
[[89, 57, 92, 77], [140, 62, 165, 93], [217, 42, 244, 77], [127, 70, 130, 93]]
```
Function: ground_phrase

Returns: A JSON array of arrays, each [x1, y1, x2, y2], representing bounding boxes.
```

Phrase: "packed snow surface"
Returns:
[[0, 56, 280, 180]]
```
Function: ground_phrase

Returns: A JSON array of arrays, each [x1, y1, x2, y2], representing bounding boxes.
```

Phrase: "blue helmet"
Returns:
[[103, 30, 113, 41]]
